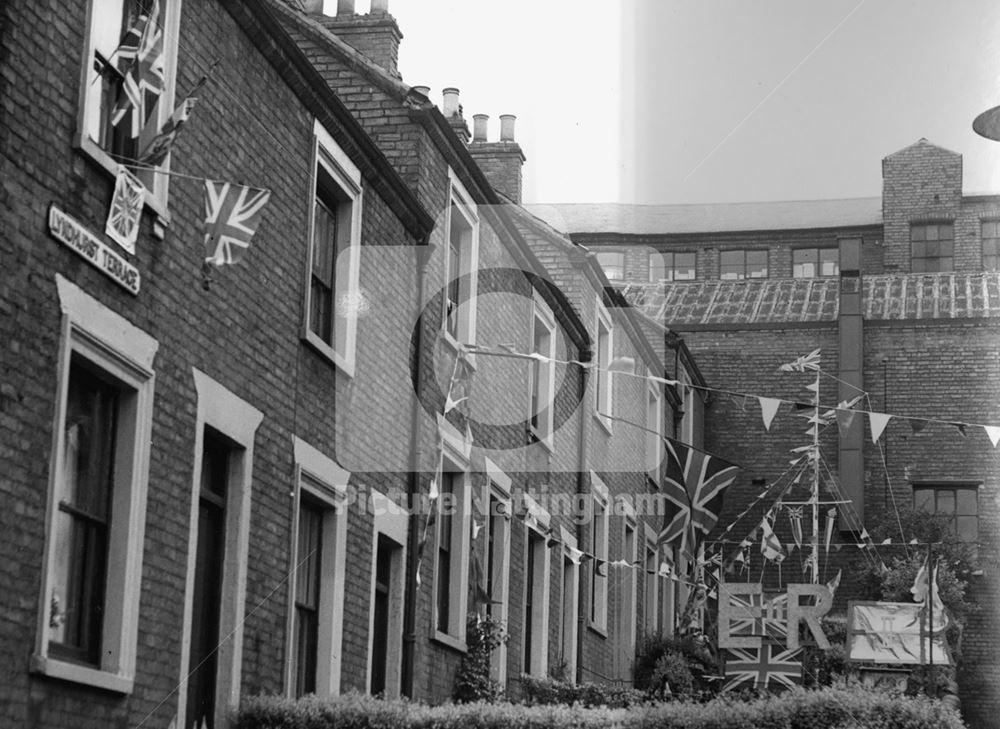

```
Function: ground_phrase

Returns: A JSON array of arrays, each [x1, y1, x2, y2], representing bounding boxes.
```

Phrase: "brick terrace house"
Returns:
[[533, 138, 1000, 728], [0, 1, 707, 727]]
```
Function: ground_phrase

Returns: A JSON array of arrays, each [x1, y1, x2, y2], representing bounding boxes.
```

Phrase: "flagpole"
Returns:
[[927, 541, 933, 667], [810, 368, 820, 584]]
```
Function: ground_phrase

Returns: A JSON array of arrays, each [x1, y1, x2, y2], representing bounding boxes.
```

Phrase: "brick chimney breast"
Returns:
[[468, 113, 525, 203], [318, 5, 403, 79]]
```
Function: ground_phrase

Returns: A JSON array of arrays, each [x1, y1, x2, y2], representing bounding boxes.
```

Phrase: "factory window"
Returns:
[[720, 249, 768, 280], [982, 220, 1000, 272], [910, 223, 954, 272], [793, 248, 839, 278], [596, 252, 625, 281], [913, 485, 978, 542], [650, 251, 696, 282]]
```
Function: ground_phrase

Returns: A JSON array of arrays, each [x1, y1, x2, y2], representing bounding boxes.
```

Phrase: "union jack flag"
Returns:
[[203, 181, 272, 266], [728, 591, 788, 642], [778, 348, 821, 372], [723, 641, 803, 692], [111, 0, 165, 139], [657, 437, 739, 552]]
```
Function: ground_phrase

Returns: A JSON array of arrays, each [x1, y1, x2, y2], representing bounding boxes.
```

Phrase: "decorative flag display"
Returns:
[[778, 348, 821, 372], [986, 425, 1000, 448], [727, 591, 788, 642], [787, 507, 803, 549], [848, 601, 951, 665], [758, 397, 781, 431], [760, 516, 785, 563], [723, 642, 803, 692], [657, 437, 740, 552], [105, 165, 146, 254], [138, 96, 197, 166], [869, 412, 891, 443], [111, 0, 165, 139], [203, 181, 272, 265]]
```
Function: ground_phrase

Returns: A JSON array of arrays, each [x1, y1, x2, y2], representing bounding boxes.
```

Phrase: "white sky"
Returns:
[[330, 1, 1000, 206]]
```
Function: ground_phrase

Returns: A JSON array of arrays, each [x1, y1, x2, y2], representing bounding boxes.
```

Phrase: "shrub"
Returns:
[[518, 676, 647, 708], [453, 614, 507, 703], [633, 632, 718, 699], [235, 686, 968, 729]]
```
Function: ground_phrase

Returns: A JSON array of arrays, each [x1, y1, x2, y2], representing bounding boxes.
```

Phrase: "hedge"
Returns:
[[236, 686, 967, 729]]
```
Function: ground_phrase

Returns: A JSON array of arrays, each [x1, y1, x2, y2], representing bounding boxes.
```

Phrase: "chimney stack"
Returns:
[[317, 1, 403, 79], [467, 112, 525, 203], [442, 87, 469, 143]]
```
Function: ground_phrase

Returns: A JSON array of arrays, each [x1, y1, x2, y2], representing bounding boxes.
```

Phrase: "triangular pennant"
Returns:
[[909, 538, 919, 545], [868, 412, 891, 443], [567, 547, 584, 565], [909, 419, 928, 435], [985, 425, 1000, 448], [880, 537, 891, 545], [757, 397, 781, 431], [836, 408, 856, 437], [951, 422, 967, 438], [444, 395, 467, 414]]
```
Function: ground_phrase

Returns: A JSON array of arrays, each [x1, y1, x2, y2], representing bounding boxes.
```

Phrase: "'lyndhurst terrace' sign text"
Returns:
[[48, 205, 140, 295]]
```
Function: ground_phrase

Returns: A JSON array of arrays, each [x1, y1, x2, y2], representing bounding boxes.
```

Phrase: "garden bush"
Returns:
[[633, 632, 718, 698], [518, 675, 647, 708], [236, 685, 967, 729]]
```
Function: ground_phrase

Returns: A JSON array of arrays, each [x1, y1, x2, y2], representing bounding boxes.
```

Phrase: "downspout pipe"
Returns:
[[402, 239, 433, 698], [574, 344, 592, 685]]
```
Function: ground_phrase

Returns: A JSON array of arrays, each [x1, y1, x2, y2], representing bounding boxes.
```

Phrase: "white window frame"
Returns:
[[646, 374, 663, 477], [617, 502, 638, 680], [76, 0, 183, 220], [594, 298, 614, 433], [529, 293, 557, 448], [559, 527, 580, 684], [589, 472, 610, 633], [431, 417, 472, 650], [286, 438, 350, 698], [679, 367, 695, 446], [482, 460, 512, 685], [31, 275, 157, 693], [303, 119, 363, 377], [366, 490, 408, 698], [178, 369, 262, 729], [521, 494, 551, 678], [643, 525, 659, 637], [659, 542, 678, 636], [441, 169, 480, 350]]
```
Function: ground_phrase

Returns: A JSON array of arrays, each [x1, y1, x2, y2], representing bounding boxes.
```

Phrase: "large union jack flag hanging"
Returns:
[[111, 0, 165, 139], [657, 437, 740, 552], [728, 591, 788, 643], [203, 181, 272, 266], [723, 642, 803, 692]]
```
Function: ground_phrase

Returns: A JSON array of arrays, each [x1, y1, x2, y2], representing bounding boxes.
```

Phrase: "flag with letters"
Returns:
[[723, 642, 803, 692], [657, 437, 740, 552], [203, 181, 272, 266], [111, 0, 165, 138]]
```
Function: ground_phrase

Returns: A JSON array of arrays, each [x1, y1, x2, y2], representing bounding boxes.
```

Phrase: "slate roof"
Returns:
[[622, 273, 1000, 326], [526, 198, 883, 236]]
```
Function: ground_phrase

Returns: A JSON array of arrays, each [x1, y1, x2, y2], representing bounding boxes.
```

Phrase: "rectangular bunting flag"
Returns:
[[203, 181, 272, 266], [657, 437, 740, 552]]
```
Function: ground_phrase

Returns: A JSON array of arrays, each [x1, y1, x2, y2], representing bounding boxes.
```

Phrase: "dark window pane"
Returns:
[[911, 226, 926, 241], [913, 489, 934, 513], [939, 224, 953, 240], [956, 516, 978, 542], [936, 490, 955, 514], [956, 488, 978, 515]]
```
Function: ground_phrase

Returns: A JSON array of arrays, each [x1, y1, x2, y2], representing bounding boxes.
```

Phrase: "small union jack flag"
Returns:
[[111, 0, 165, 139], [778, 348, 821, 372], [723, 641, 803, 692], [657, 437, 740, 553], [728, 591, 788, 642], [203, 181, 272, 266]]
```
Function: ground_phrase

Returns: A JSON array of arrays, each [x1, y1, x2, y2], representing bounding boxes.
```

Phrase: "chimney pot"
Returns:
[[371, 0, 389, 12], [472, 114, 489, 143], [442, 87, 460, 118], [336, 0, 355, 14], [499, 114, 516, 142], [412, 85, 430, 98]]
